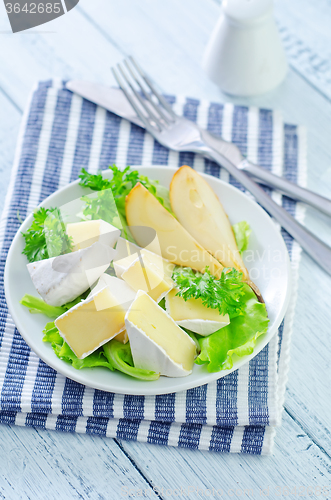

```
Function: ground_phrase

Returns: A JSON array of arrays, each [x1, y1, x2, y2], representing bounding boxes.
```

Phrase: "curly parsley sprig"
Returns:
[[79, 165, 174, 218], [172, 266, 246, 318], [78, 165, 175, 242], [22, 207, 72, 263]]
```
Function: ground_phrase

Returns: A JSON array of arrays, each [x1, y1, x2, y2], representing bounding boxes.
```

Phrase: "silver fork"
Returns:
[[112, 56, 331, 276]]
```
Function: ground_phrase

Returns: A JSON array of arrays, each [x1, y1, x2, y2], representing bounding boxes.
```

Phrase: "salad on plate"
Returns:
[[19, 164, 269, 382]]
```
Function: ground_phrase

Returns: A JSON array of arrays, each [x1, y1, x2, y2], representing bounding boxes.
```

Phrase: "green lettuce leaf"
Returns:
[[42, 322, 114, 370], [20, 295, 66, 318], [103, 340, 160, 381], [55, 342, 115, 371], [20, 292, 88, 317], [42, 322, 63, 343], [42, 322, 159, 380], [195, 284, 269, 372], [232, 221, 252, 254]]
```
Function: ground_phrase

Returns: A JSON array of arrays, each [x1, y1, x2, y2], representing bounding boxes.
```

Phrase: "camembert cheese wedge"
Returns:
[[66, 219, 120, 252], [88, 273, 138, 344], [113, 237, 174, 279], [55, 286, 128, 358], [89, 273, 137, 307], [113, 237, 141, 278], [125, 291, 197, 377], [27, 242, 117, 307], [121, 254, 174, 303], [165, 289, 230, 335]]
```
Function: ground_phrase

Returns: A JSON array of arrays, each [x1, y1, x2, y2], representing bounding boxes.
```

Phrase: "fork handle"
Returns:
[[206, 148, 331, 275], [241, 159, 331, 218]]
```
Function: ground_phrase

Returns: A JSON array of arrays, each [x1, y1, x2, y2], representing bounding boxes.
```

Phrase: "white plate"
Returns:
[[4, 166, 292, 395]]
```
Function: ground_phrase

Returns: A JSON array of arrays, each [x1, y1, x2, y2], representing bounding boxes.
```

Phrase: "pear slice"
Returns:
[[125, 183, 224, 278], [169, 165, 263, 301]]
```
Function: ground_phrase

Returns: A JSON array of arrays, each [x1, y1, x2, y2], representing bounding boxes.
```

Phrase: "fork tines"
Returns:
[[111, 56, 175, 132]]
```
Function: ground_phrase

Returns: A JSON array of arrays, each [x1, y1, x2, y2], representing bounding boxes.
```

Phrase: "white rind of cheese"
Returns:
[[125, 323, 191, 377], [113, 237, 174, 279], [165, 289, 230, 336], [125, 291, 196, 377], [174, 318, 229, 335], [66, 219, 120, 251], [27, 242, 117, 307], [55, 286, 127, 358]]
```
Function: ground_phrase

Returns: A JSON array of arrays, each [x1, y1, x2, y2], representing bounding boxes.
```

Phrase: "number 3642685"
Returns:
[[5, 3, 62, 14]]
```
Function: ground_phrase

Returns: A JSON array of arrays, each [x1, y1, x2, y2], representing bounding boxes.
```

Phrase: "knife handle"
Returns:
[[205, 148, 331, 276], [241, 159, 331, 218]]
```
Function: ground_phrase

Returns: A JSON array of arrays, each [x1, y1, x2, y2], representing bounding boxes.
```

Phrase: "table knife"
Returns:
[[66, 80, 331, 217]]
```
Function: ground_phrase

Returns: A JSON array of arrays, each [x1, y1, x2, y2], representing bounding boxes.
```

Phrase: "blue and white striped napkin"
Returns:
[[0, 80, 306, 454]]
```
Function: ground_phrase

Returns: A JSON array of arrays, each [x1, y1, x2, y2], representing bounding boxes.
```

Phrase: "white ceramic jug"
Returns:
[[202, 0, 287, 96]]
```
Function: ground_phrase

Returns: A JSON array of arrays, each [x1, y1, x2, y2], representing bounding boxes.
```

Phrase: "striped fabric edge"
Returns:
[[0, 83, 38, 255], [0, 81, 50, 409], [0, 80, 65, 417], [272, 125, 307, 433], [13, 327, 280, 427], [0, 410, 274, 455]]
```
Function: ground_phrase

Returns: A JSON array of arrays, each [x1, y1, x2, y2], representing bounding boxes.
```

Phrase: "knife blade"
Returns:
[[66, 80, 331, 217], [66, 80, 242, 160], [66, 81, 143, 127]]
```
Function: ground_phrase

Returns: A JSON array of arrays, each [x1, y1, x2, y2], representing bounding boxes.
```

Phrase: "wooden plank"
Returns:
[[0, 0, 330, 494], [0, 8, 123, 110], [274, 0, 331, 101], [0, 423, 159, 500], [76, 0, 222, 100], [0, 0, 225, 109], [118, 410, 331, 496], [1, 411, 330, 499]]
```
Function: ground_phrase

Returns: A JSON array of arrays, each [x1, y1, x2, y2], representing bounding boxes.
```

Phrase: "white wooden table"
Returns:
[[1, 0, 331, 498]]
